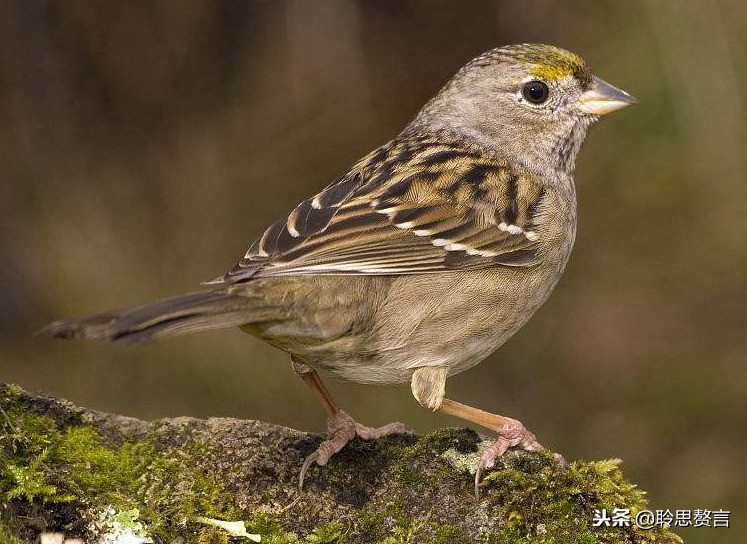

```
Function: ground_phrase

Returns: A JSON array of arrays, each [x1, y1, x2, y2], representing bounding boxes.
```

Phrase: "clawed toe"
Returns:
[[299, 451, 319, 489], [299, 410, 411, 489], [355, 420, 413, 440], [474, 418, 543, 498]]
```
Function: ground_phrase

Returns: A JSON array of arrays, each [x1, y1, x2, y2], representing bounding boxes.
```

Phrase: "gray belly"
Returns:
[[325, 265, 565, 384], [261, 259, 569, 385]]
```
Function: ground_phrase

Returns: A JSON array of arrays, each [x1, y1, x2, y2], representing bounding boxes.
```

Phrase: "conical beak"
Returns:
[[577, 76, 637, 115]]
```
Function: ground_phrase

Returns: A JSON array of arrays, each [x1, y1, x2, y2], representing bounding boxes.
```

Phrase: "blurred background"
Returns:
[[1, 1, 744, 542]]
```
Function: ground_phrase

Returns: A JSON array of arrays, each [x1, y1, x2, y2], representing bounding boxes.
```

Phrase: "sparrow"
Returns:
[[40, 44, 636, 495]]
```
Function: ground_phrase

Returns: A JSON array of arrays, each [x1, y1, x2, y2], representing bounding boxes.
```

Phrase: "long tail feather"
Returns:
[[38, 290, 260, 345]]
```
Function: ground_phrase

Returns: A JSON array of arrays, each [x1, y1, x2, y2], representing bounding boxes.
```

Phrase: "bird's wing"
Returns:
[[212, 136, 548, 283]]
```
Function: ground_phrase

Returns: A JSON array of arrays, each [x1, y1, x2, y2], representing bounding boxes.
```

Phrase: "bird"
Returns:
[[40, 43, 636, 496]]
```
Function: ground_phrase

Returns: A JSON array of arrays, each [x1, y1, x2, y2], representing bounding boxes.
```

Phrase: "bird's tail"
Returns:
[[38, 290, 265, 345]]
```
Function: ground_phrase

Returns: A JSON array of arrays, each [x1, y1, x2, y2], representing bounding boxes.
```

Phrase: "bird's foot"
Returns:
[[299, 410, 411, 489], [474, 417, 543, 498]]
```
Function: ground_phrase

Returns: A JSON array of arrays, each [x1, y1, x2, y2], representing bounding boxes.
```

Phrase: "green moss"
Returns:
[[1, 386, 683, 544], [138, 441, 243, 542], [3, 448, 66, 503], [0, 386, 239, 542], [480, 453, 681, 544], [0, 407, 143, 504], [57, 427, 143, 492], [246, 509, 461, 544], [377, 516, 461, 544], [0, 519, 26, 544], [245, 513, 294, 543], [389, 428, 474, 488], [4, 384, 24, 397], [304, 522, 343, 543], [244, 514, 343, 543]]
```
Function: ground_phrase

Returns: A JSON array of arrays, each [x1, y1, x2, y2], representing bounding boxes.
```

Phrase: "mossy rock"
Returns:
[[0, 383, 681, 543]]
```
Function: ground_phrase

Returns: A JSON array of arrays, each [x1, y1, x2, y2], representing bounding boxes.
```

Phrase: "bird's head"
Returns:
[[410, 44, 636, 175]]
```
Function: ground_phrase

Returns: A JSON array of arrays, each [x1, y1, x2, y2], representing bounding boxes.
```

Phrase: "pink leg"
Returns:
[[299, 410, 411, 488], [294, 363, 412, 488], [439, 398, 544, 497]]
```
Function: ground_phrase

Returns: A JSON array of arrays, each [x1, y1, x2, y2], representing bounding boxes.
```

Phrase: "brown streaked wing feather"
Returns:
[[216, 136, 547, 282]]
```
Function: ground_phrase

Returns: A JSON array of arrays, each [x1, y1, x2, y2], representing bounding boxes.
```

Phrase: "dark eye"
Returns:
[[521, 80, 549, 105]]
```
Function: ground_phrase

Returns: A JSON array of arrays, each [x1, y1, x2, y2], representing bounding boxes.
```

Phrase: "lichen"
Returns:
[[93, 508, 152, 544], [441, 446, 481, 474]]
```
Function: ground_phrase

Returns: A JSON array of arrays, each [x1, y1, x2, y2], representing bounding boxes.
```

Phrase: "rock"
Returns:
[[0, 383, 681, 543]]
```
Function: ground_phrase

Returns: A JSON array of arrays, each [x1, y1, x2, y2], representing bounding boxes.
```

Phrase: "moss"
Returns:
[[245, 512, 295, 543], [1, 384, 684, 544], [0, 409, 145, 501], [137, 441, 244, 542], [4, 383, 24, 397], [305, 522, 344, 543], [377, 516, 462, 544], [0, 519, 26, 544], [479, 453, 681, 544], [0, 386, 240, 542], [388, 427, 478, 490], [244, 514, 343, 543]]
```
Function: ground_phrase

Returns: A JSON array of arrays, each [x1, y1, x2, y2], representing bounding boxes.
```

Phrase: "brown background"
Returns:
[[1, 2, 745, 542]]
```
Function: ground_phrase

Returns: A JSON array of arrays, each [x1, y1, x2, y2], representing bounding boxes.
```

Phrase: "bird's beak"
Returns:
[[577, 76, 637, 115]]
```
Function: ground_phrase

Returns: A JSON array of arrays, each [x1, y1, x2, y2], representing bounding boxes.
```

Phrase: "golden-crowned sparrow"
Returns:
[[41, 44, 636, 494]]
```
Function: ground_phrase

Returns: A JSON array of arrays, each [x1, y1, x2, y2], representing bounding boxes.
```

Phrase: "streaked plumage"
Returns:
[[219, 134, 547, 280], [40, 44, 635, 489]]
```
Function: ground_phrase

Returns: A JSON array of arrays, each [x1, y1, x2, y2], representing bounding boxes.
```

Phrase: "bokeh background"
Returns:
[[1, 1, 745, 542]]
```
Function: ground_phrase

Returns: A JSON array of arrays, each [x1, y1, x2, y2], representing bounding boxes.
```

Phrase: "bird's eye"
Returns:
[[521, 80, 549, 105]]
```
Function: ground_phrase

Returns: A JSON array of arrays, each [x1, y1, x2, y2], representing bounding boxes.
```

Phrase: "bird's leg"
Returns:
[[439, 398, 543, 496], [295, 361, 340, 417], [410, 367, 543, 497], [293, 361, 412, 488]]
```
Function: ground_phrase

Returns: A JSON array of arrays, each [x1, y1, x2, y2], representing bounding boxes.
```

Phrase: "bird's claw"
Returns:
[[299, 410, 412, 489], [474, 418, 543, 498]]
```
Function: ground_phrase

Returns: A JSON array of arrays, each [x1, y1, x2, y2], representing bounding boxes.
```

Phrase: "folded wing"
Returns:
[[214, 136, 547, 283]]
